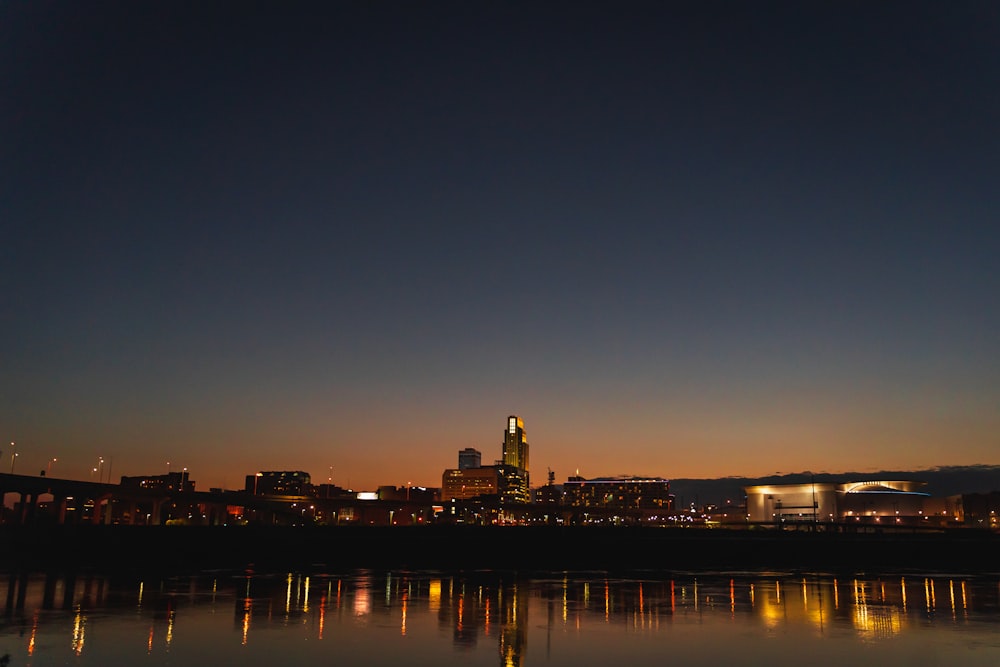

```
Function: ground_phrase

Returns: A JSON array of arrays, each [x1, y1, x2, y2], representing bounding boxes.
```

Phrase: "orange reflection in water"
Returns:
[[2, 569, 998, 667]]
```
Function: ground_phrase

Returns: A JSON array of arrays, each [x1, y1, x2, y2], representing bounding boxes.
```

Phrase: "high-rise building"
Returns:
[[501, 415, 530, 504], [458, 447, 482, 470], [438, 417, 531, 504], [503, 416, 528, 470]]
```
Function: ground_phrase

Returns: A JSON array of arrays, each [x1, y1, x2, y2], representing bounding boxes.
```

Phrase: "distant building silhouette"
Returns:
[[533, 469, 561, 504], [377, 484, 438, 502], [245, 471, 311, 496], [121, 471, 194, 492], [458, 447, 482, 470]]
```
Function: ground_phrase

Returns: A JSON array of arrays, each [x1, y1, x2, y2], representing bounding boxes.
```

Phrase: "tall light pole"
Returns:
[[97, 457, 105, 484], [10, 452, 17, 474], [47, 458, 57, 476]]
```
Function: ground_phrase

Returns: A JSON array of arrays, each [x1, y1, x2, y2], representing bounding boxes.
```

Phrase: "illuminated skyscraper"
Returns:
[[501, 416, 530, 504], [503, 416, 528, 470]]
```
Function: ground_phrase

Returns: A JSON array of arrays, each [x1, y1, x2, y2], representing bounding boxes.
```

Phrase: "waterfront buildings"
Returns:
[[743, 480, 963, 525], [562, 475, 674, 512]]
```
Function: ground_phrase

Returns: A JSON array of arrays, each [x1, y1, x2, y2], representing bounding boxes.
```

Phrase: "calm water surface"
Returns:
[[2, 569, 999, 666]]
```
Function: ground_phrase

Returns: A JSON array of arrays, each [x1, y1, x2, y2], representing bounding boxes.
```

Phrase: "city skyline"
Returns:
[[3, 415, 998, 496], [4, 2, 998, 492]]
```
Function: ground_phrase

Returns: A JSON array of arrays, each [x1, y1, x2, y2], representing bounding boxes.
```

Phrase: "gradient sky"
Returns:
[[3, 1, 999, 492]]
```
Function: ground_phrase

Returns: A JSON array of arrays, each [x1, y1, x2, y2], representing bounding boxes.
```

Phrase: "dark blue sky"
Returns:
[[3, 1, 998, 490]]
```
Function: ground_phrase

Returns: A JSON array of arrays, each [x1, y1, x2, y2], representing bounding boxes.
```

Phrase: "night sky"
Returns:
[[3, 1, 998, 492]]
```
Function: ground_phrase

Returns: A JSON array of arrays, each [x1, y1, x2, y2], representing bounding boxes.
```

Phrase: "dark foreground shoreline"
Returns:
[[2, 524, 998, 575]]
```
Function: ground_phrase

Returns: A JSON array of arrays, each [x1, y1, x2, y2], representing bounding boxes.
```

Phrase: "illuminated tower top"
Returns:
[[502, 415, 529, 472]]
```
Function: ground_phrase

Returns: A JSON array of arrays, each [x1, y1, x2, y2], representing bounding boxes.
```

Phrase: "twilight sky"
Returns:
[[3, 1, 999, 492]]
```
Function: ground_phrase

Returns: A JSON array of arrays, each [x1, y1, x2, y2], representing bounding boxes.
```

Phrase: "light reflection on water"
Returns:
[[1, 570, 999, 666]]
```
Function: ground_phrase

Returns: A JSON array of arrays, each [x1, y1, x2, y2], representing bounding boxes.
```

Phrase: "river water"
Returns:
[[2, 568, 999, 666]]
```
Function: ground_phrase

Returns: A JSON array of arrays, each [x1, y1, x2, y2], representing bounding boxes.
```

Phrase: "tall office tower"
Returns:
[[458, 447, 482, 470], [503, 416, 529, 470], [501, 415, 530, 503]]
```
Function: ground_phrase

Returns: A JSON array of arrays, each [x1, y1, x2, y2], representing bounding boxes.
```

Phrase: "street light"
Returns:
[[10, 452, 17, 474], [47, 458, 57, 476]]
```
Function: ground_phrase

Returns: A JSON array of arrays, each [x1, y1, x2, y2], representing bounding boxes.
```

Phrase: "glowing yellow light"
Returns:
[[428, 579, 441, 612], [72, 608, 86, 655], [28, 611, 38, 656], [166, 610, 174, 647], [400, 590, 407, 636]]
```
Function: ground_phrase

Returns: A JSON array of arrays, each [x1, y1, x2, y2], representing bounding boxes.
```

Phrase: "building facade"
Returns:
[[562, 476, 673, 512], [743, 480, 950, 525], [442, 467, 500, 500]]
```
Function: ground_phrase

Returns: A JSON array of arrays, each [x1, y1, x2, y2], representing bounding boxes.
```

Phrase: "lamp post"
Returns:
[[47, 458, 57, 476], [10, 452, 17, 474], [97, 457, 104, 484]]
